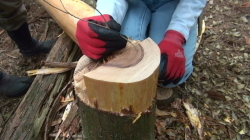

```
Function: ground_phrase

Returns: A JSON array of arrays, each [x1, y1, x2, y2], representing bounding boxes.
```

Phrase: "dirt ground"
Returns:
[[0, 0, 249, 139]]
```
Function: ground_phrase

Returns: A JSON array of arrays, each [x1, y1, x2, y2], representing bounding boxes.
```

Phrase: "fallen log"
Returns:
[[41, 61, 77, 68], [74, 38, 160, 139], [0, 33, 81, 140]]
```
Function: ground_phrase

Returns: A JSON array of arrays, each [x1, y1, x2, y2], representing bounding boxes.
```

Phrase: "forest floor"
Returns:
[[0, 0, 249, 140]]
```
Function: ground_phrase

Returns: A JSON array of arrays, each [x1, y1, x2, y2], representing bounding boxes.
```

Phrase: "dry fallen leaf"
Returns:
[[171, 99, 182, 109], [209, 0, 213, 4], [61, 98, 75, 103], [206, 90, 226, 101], [155, 120, 165, 136], [156, 109, 177, 117], [183, 101, 202, 128], [156, 109, 168, 116], [224, 116, 232, 123], [245, 36, 250, 44], [240, 2, 250, 7], [183, 101, 204, 139]]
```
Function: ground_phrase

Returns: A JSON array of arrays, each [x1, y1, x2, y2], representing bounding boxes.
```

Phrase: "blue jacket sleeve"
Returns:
[[95, 0, 128, 24], [167, 0, 207, 40]]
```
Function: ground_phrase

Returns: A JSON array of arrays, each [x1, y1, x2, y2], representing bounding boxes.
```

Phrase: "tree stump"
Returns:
[[74, 38, 160, 139]]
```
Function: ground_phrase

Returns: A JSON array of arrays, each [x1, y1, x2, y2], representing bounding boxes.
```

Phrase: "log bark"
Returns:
[[41, 61, 77, 68], [79, 100, 156, 140], [36, 0, 95, 43], [74, 38, 160, 139], [0, 34, 81, 140]]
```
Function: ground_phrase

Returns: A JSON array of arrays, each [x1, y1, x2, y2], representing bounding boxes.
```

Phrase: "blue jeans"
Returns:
[[120, 0, 197, 88]]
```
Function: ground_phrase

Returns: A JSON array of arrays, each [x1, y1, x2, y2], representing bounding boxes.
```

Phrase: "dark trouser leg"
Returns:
[[6, 21, 55, 56], [0, 0, 36, 52], [7, 22, 37, 52], [0, 0, 55, 56], [0, 0, 27, 31]]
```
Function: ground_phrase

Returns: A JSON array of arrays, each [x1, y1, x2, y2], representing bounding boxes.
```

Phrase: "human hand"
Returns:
[[76, 14, 127, 60], [158, 30, 186, 86]]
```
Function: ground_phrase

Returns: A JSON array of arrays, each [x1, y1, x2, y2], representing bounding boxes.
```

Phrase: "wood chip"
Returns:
[[132, 112, 142, 123], [59, 103, 78, 132], [27, 68, 70, 76], [0, 30, 4, 35]]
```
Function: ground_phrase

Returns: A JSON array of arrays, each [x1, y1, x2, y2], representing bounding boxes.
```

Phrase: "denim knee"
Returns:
[[120, 1, 151, 40]]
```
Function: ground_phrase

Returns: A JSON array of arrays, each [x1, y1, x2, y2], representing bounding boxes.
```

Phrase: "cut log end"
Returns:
[[74, 38, 160, 115]]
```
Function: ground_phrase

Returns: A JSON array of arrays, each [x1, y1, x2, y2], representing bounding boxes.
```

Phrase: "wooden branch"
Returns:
[[36, 0, 95, 43], [41, 61, 77, 68]]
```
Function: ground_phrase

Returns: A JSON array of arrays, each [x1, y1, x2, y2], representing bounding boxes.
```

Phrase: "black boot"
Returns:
[[7, 22, 55, 56], [21, 40, 56, 56], [0, 72, 33, 97]]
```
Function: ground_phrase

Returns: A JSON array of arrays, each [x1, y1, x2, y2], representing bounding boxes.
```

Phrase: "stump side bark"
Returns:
[[78, 99, 156, 140]]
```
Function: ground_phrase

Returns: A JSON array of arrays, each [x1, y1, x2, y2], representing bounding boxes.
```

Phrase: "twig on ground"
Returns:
[[41, 61, 78, 68], [4, 54, 17, 59], [39, 19, 49, 41]]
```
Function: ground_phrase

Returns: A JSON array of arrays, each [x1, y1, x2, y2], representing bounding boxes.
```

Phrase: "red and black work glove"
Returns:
[[158, 30, 186, 86], [76, 14, 127, 60]]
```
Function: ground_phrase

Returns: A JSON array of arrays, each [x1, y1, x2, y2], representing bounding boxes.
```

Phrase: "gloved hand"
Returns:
[[76, 14, 127, 60], [158, 30, 186, 86]]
